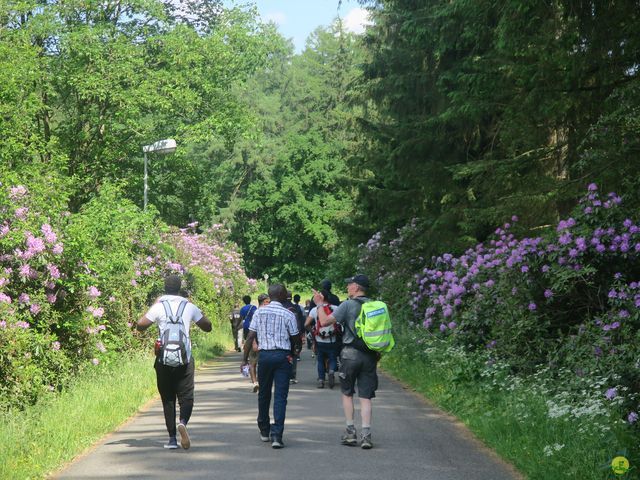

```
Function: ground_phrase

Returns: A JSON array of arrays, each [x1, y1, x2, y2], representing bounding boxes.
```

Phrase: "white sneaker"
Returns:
[[178, 423, 190, 450]]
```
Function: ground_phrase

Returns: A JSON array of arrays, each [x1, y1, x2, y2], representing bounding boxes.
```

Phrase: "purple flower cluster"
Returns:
[[166, 224, 256, 294], [0, 185, 64, 330], [410, 184, 640, 338]]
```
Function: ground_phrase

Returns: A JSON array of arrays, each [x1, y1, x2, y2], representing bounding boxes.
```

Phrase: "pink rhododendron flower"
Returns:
[[47, 264, 61, 279], [26, 234, 46, 254], [41, 224, 57, 243], [19, 264, 32, 278], [15, 207, 29, 220], [9, 185, 28, 199], [87, 286, 101, 298]]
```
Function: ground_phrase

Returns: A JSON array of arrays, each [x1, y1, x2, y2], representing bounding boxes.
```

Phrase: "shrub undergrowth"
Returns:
[[363, 182, 639, 478], [0, 178, 256, 412]]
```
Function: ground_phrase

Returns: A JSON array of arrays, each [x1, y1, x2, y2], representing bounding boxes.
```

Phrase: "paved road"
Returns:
[[55, 349, 521, 480]]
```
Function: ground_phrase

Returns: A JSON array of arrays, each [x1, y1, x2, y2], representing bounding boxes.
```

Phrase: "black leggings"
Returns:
[[155, 360, 195, 437]]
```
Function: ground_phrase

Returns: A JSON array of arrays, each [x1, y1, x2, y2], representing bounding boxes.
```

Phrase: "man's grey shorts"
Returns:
[[338, 346, 378, 399]]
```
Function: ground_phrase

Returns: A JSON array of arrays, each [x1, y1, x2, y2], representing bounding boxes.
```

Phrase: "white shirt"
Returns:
[[145, 295, 204, 340]]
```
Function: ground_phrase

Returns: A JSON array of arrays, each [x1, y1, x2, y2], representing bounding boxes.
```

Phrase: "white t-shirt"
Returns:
[[145, 295, 204, 341], [310, 304, 338, 343]]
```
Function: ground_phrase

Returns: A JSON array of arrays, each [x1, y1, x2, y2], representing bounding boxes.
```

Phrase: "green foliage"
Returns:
[[0, 177, 249, 410], [61, 184, 167, 353], [0, 352, 157, 480], [346, 0, 640, 262], [197, 20, 363, 283], [384, 323, 637, 480], [2, 0, 282, 218], [0, 325, 71, 408]]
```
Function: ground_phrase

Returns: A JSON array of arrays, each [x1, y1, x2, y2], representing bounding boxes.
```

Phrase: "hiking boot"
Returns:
[[328, 371, 335, 389], [317, 379, 324, 389], [259, 429, 270, 442], [271, 436, 284, 449], [341, 427, 357, 446], [253, 382, 259, 393], [164, 436, 178, 449], [177, 422, 190, 450], [361, 433, 373, 449]]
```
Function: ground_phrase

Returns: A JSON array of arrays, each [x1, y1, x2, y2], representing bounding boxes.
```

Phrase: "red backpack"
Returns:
[[313, 305, 342, 340]]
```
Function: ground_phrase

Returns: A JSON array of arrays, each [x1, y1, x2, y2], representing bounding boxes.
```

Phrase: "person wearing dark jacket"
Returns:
[[309, 278, 341, 310], [282, 290, 304, 384]]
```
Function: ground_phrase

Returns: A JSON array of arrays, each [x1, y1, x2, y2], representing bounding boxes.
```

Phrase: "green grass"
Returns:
[[381, 326, 636, 480], [0, 329, 230, 480]]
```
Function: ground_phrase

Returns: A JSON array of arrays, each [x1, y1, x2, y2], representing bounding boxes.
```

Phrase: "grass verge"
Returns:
[[381, 324, 636, 480], [0, 329, 230, 480]]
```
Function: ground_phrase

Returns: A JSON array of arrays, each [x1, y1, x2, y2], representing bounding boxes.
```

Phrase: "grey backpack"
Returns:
[[158, 300, 191, 367]]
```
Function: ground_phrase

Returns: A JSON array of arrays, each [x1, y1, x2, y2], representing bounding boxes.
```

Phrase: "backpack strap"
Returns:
[[175, 300, 188, 323], [161, 300, 174, 321], [343, 297, 373, 354], [346, 297, 364, 336], [161, 300, 187, 324]]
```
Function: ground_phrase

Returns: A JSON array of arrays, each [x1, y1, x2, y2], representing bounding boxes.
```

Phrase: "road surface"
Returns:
[[54, 349, 521, 480]]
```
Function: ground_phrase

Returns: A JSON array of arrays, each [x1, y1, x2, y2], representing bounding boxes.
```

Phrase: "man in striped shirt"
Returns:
[[242, 284, 301, 449]]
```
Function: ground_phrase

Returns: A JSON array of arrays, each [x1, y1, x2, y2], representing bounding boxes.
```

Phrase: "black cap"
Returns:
[[345, 274, 370, 289]]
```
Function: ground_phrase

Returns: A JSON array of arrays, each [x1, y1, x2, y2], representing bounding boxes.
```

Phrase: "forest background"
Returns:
[[2, 0, 640, 478]]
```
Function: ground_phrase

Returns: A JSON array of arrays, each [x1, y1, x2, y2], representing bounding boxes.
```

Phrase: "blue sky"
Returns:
[[226, 1, 370, 52]]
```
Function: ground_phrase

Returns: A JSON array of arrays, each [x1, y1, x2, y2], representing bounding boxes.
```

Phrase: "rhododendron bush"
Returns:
[[0, 182, 254, 409], [359, 184, 640, 426]]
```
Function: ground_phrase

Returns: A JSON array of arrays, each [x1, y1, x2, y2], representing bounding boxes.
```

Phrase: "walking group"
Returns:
[[136, 273, 393, 452]]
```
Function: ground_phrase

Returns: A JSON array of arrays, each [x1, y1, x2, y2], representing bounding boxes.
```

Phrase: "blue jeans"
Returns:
[[257, 350, 292, 438], [315, 342, 338, 379]]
